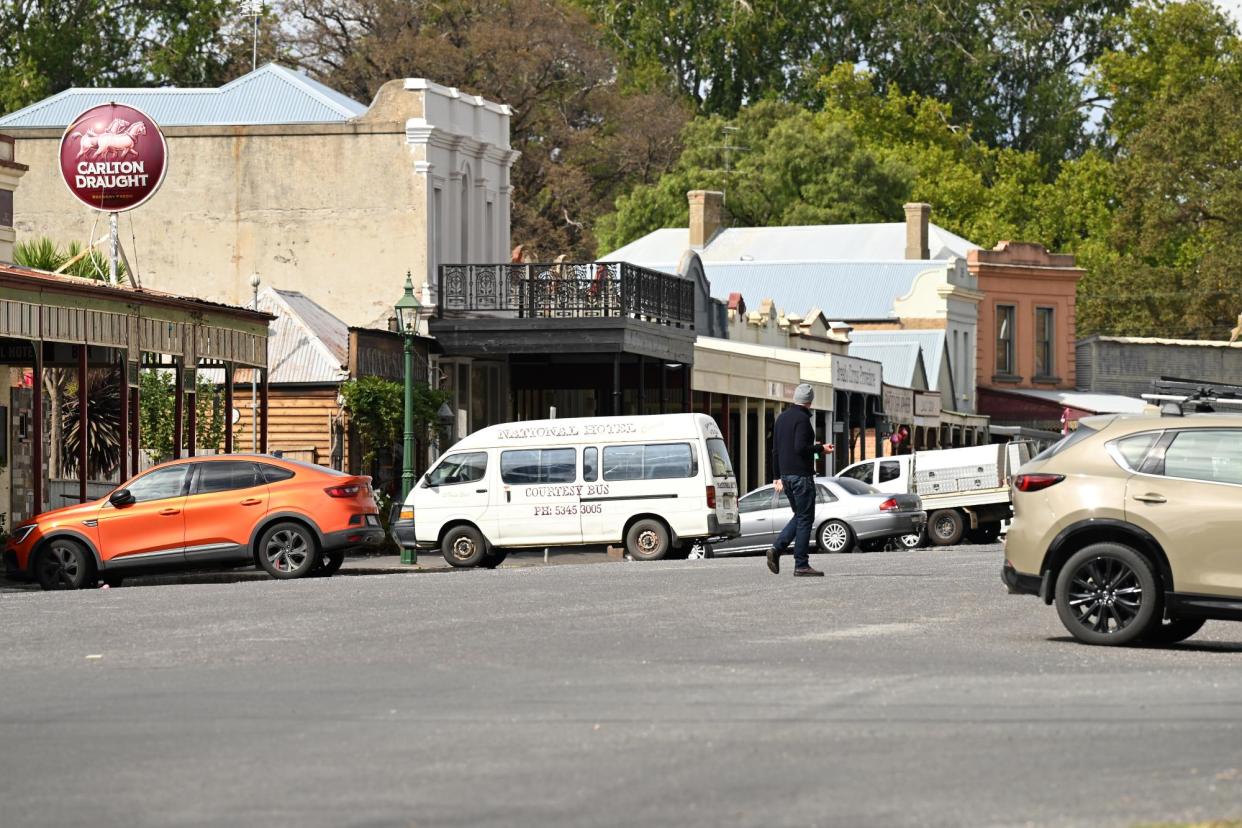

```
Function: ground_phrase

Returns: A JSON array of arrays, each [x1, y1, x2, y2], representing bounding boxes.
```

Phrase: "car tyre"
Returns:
[[817, 519, 853, 554], [1140, 617, 1206, 646], [257, 522, 320, 579], [625, 519, 670, 561], [310, 549, 346, 578], [35, 539, 96, 590], [1054, 543, 1160, 646], [442, 525, 488, 568], [928, 509, 964, 546]]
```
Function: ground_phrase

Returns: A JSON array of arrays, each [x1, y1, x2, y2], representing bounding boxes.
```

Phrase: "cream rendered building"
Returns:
[[0, 64, 517, 328]]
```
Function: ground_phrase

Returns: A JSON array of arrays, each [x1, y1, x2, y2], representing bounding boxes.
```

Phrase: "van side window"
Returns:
[[583, 447, 598, 482], [501, 448, 578, 484], [427, 452, 487, 486], [602, 443, 698, 481], [878, 461, 901, 483]]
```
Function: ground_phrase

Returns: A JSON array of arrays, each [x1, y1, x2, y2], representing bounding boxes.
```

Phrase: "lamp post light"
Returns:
[[394, 272, 423, 506]]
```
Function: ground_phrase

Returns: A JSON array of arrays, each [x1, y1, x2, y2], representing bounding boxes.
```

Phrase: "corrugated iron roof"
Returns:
[[253, 288, 348, 385], [847, 341, 928, 389], [1000, 388, 1149, 415], [603, 222, 977, 266], [696, 260, 936, 320], [850, 329, 948, 388], [0, 64, 367, 129]]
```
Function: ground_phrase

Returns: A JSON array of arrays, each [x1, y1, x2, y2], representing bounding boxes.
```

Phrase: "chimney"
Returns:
[[688, 190, 724, 248], [0, 135, 28, 264], [904, 202, 931, 260]]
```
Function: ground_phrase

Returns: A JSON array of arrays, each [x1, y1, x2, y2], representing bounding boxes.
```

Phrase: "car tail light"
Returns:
[[878, 497, 900, 512], [706, 485, 717, 509], [324, 484, 362, 498], [1014, 473, 1065, 492]]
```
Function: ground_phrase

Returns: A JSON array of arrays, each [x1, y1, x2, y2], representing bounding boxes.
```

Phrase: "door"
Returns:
[[496, 447, 583, 546], [1124, 428, 1242, 597], [96, 464, 191, 567], [874, 459, 905, 493], [716, 487, 780, 552], [417, 451, 492, 543], [182, 461, 269, 565]]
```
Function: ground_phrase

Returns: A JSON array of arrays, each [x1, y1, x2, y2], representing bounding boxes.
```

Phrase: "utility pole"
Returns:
[[250, 273, 260, 452]]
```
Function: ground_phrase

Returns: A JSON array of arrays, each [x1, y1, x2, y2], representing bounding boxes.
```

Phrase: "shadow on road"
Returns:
[[1046, 635, 1242, 653]]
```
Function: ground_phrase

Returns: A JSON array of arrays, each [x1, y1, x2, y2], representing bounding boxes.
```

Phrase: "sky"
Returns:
[[1218, 0, 1242, 24]]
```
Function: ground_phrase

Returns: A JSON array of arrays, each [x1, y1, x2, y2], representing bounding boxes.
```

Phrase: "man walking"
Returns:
[[767, 384, 833, 577]]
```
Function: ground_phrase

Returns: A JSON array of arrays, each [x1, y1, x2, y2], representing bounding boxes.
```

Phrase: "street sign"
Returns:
[[59, 103, 168, 212]]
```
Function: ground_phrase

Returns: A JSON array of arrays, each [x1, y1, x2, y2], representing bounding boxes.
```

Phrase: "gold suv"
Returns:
[[1003, 404, 1242, 646]]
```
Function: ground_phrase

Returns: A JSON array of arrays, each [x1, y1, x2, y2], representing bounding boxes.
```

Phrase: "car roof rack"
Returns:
[[1142, 378, 1242, 416]]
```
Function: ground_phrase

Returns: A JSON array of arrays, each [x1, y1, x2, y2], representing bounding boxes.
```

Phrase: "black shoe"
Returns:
[[766, 548, 780, 575], [794, 566, 824, 577]]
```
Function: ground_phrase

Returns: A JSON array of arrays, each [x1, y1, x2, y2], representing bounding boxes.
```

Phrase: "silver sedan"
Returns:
[[713, 477, 925, 555]]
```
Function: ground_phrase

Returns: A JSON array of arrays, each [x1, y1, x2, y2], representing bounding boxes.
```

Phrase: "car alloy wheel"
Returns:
[[258, 523, 319, 579], [1054, 542, 1159, 646], [37, 540, 94, 590], [898, 530, 924, 550], [818, 520, 851, 553]]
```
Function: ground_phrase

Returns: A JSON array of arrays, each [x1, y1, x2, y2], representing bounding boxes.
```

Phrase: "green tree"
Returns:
[[136, 369, 226, 463], [339, 376, 449, 471]]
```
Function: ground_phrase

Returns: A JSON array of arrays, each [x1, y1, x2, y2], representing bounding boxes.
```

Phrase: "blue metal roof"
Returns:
[[698, 260, 935, 320], [849, 329, 948, 388], [847, 342, 928, 388], [0, 64, 367, 129]]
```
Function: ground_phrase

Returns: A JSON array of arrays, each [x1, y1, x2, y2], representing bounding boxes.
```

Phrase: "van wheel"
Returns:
[[36, 539, 96, 590], [258, 522, 320, 579], [1140, 617, 1205, 645], [310, 549, 346, 577], [1055, 543, 1159, 646], [626, 519, 670, 561], [480, 549, 508, 569], [928, 510, 964, 546], [442, 525, 487, 567]]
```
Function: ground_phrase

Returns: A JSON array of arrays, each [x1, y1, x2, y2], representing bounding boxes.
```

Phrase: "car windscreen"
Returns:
[[1032, 424, 1098, 462], [832, 477, 879, 496]]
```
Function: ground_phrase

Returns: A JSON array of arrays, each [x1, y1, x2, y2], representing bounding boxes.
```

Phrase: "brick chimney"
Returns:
[[0, 135, 28, 264], [904, 202, 931, 260], [688, 190, 724, 248]]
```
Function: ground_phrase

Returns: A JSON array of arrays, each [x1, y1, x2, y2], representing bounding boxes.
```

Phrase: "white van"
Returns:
[[391, 414, 740, 567]]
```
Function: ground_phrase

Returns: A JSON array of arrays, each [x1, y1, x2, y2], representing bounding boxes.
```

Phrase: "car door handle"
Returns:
[[240, 498, 262, 506], [1132, 493, 1167, 504], [158, 508, 181, 516], [476, 489, 488, 494]]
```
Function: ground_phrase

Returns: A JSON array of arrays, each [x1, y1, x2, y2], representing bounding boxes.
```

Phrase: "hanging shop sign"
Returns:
[[831, 354, 882, 396], [59, 103, 168, 212], [882, 384, 914, 422], [914, 390, 942, 423]]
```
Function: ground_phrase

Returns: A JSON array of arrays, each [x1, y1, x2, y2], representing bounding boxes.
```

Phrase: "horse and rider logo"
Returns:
[[59, 103, 168, 212]]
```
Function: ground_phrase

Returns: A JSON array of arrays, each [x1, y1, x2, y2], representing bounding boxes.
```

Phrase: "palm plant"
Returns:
[[61, 368, 122, 480]]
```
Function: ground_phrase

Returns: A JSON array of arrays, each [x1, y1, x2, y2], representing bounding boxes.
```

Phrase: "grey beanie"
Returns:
[[793, 383, 814, 405]]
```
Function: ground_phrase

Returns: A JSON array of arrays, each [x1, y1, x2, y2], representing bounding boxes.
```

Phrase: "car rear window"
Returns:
[[833, 478, 879, 496], [1032, 424, 1097, 462], [259, 464, 296, 483]]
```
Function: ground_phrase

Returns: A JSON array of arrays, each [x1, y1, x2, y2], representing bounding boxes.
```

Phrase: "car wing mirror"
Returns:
[[108, 488, 135, 508]]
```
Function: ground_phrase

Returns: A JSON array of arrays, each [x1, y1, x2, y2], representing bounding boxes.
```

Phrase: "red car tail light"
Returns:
[[878, 497, 900, 512], [324, 484, 361, 498], [1014, 473, 1065, 492], [706, 486, 717, 509]]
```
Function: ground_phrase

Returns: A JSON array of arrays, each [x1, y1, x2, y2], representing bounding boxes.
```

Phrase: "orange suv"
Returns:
[[3, 455, 382, 590]]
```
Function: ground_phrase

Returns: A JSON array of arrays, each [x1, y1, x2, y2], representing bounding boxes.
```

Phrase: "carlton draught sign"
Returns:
[[58, 103, 168, 212]]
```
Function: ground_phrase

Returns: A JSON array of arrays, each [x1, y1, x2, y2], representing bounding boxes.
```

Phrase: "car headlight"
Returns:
[[10, 524, 36, 544]]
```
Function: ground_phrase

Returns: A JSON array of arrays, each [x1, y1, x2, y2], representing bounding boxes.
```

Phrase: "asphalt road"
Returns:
[[0, 544, 1239, 828]]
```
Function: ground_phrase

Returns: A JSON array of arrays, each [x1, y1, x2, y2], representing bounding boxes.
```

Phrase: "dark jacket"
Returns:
[[771, 405, 820, 479]]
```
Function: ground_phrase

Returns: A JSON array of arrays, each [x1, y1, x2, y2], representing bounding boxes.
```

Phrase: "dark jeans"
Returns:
[[774, 474, 815, 569]]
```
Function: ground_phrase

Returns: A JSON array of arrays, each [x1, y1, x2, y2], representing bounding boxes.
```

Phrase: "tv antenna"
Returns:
[[240, 0, 263, 70], [709, 125, 749, 204]]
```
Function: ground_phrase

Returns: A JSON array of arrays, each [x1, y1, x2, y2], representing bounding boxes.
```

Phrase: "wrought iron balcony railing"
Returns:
[[437, 262, 695, 329]]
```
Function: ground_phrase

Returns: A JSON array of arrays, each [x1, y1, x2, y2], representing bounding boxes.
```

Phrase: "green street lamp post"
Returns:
[[394, 273, 421, 565]]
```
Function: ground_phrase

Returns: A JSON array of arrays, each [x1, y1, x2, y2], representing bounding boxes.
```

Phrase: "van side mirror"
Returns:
[[109, 488, 135, 508]]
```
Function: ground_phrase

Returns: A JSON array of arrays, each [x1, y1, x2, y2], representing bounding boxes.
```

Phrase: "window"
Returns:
[[706, 438, 734, 478], [427, 451, 487, 486], [815, 485, 837, 504], [583, 447, 598, 482], [833, 478, 879, 496], [1109, 433, 1161, 472], [878, 461, 901, 483], [501, 448, 577, 484], [1035, 307, 1055, 378], [125, 466, 189, 503], [259, 464, 296, 483], [738, 489, 774, 513], [996, 305, 1016, 375], [194, 461, 261, 495], [602, 443, 698, 481], [840, 462, 873, 484], [1163, 430, 1242, 485], [1033, 423, 1098, 462]]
